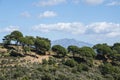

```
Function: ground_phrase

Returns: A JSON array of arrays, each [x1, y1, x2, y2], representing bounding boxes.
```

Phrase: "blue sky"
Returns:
[[0, 0, 120, 45]]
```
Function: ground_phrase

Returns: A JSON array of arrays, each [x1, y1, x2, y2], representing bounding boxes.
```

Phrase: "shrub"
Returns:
[[104, 74, 114, 80], [56, 74, 71, 80], [99, 63, 113, 75], [48, 57, 56, 65], [85, 58, 94, 67], [113, 74, 120, 80], [0, 76, 5, 80], [21, 76, 29, 80], [10, 50, 24, 57], [42, 59, 48, 65], [24, 46, 30, 54], [71, 67, 78, 73], [41, 73, 53, 80], [81, 63, 89, 71], [64, 59, 77, 67], [77, 64, 83, 72]]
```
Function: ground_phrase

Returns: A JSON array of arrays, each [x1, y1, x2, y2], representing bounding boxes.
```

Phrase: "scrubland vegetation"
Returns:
[[0, 31, 120, 80]]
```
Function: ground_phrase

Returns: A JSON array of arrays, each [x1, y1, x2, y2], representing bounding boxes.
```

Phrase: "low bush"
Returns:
[[64, 59, 77, 67]]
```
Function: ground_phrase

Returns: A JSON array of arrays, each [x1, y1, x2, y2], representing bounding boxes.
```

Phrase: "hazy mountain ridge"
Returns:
[[51, 38, 93, 48]]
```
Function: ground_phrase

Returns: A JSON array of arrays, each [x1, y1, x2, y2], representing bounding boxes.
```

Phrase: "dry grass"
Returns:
[[22, 54, 50, 63], [93, 60, 103, 67], [0, 47, 8, 53]]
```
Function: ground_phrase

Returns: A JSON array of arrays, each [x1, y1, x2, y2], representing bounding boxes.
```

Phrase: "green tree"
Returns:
[[52, 45, 67, 57], [78, 47, 96, 66], [25, 36, 35, 46], [79, 46, 96, 58], [77, 63, 89, 72], [99, 63, 120, 75], [3, 34, 12, 46], [34, 37, 51, 54], [64, 59, 77, 67], [111, 54, 120, 65], [19, 37, 26, 47], [93, 44, 113, 55], [112, 43, 120, 54], [19, 36, 34, 45], [67, 45, 79, 57], [110, 51, 120, 62], [19, 36, 35, 54], [93, 44, 113, 61], [10, 30, 23, 45]]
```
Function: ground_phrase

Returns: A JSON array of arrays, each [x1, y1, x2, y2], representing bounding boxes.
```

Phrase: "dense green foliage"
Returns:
[[10, 31, 23, 45], [2, 31, 51, 55], [0, 30, 120, 80], [52, 45, 67, 57], [34, 36, 51, 54], [79, 47, 96, 58], [64, 59, 77, 67], [93, 44, 113, 56], [67, 45, 79, 57]]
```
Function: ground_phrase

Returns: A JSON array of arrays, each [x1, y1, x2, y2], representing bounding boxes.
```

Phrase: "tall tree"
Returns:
[[10, 30, 23, 45]]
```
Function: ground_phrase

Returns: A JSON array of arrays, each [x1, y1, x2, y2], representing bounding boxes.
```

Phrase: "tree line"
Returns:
[[2, 30, 51, 55], [2, 30, 120, 63]]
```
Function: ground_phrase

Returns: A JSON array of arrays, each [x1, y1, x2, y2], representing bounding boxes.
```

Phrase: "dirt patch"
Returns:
[[18, 51, 51, 63], [0, 48, 8, 53], [22, 55, 50, 63]]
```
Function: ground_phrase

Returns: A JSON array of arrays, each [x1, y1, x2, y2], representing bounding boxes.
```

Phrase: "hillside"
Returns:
[[0, 31, 120, 80], [52, 38, 93, 48]]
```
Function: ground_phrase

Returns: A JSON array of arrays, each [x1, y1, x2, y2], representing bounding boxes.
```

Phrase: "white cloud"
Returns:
[[33, 0, 120, 6], [20, 11, 31, 18], [38, 11, 57, 18], [106, 1, 120, 6], [72, 0, 80, 4], [87, 22, 120, 37], [32, 22, 120, 38], [0, 26, 19, 33], [33, 0, 66, 7], [107, 32, 120, 37], [32, 22, 86, 34], [83, 0, 104, 5]]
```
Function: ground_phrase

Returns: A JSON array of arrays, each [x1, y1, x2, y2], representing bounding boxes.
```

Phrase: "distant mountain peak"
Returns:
[[51, 38, 93, 48]]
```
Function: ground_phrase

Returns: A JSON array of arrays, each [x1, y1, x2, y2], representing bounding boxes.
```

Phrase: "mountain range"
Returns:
[[51, 38, 93, 48]]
